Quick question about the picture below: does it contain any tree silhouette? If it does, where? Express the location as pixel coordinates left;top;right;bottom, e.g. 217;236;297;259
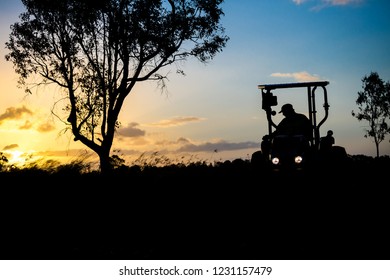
5;0;229;173
352;72;390;157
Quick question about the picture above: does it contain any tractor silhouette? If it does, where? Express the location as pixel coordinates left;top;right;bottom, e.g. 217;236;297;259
251;81;347;172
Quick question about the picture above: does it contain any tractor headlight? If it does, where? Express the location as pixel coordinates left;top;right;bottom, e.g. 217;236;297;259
271;157;280;165
295;156;303;164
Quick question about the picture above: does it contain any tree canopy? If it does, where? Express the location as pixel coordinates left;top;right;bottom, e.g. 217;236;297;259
352;71;390;157
5;0;229;173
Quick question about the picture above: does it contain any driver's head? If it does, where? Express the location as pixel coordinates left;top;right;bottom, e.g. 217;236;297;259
279;103;294;116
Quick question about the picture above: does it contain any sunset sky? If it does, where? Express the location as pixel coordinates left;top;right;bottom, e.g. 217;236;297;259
1;0;390;167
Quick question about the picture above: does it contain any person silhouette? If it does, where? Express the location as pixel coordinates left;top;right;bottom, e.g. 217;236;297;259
320;130;335;152
260;134;272;159
272;103;312;141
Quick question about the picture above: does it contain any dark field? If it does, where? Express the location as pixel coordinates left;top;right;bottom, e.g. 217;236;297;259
1;155;389;260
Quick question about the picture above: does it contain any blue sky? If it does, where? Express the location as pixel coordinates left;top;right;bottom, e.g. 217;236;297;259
0;0;389;166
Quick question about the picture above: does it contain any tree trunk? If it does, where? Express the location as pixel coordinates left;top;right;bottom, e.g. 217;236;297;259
99;149;112;175
375;142;380;158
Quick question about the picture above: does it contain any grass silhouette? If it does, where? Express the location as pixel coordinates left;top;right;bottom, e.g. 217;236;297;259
0;154;389;260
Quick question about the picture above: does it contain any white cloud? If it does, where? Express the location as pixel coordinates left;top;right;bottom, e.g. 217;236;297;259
292;0;309;5
176;139;259;153
2;144;19;150
292;0;364;9
0;106;33;125
146;116;206;127
270;71;321;82
117;122;146;137
324;0;363;6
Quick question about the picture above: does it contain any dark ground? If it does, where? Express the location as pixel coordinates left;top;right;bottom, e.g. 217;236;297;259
1;156;389;260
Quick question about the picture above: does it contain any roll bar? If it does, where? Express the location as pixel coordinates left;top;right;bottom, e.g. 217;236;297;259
258;81;330;150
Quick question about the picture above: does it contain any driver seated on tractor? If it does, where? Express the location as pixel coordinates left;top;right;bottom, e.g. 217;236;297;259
271;103;313;143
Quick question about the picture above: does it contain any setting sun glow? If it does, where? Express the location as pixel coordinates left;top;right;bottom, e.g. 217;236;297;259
6;150;25;165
